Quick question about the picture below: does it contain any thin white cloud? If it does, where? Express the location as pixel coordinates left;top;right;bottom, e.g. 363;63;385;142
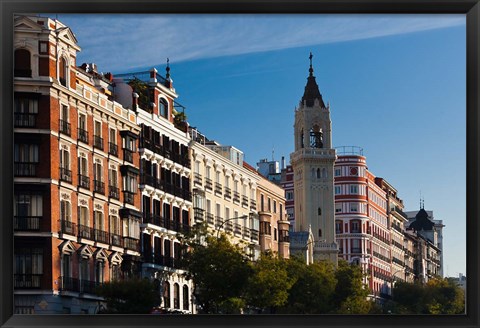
58;14;465;72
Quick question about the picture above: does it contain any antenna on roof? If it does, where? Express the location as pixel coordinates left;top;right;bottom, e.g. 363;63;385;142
272;146;275;161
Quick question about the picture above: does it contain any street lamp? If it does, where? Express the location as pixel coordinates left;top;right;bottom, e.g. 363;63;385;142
215;213;257;239
390;269;404;299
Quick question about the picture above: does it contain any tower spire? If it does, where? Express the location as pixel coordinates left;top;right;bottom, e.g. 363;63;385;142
165;58;171;80
309;52;314;77
302;52;325;108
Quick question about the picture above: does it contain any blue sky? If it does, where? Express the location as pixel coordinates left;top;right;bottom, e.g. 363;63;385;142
57;14;466;277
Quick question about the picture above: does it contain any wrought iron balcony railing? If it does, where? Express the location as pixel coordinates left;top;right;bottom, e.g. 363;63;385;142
14;113;36;127
59;167;72;183
14;216;41;231
78;174;90;189
59;119;71;136
14;162;37;176
78;128;88;144
109;142;118;157
94;135;104;150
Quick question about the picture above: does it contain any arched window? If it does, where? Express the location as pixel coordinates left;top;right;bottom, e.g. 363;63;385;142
300;129;304;148
59;56;67;87
318;229;322;237
163;281;171;308
14;49;31;77
183;285;189;310
159;98;168;118
316;168;321;178
173;283;180;309
322;168;327;178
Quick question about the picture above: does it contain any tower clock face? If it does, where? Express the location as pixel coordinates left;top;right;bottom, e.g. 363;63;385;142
350;167;358;176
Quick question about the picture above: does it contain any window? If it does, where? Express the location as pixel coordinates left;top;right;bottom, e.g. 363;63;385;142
78;205;89;226
351;220;361;233
318;229;322;237
260;194;264;211
78;114;88;143
59;56;68;86
14;97;38;127
350;185;358;194
335;220;343;233
163;282;171;308
109;128;118;156
94;210;104;231
109;167;119;199
286;191;293;200
110;215;121;236
159;98;168;118
78;155;89;189
14;49;31;77
350;203;358;212
309;126;323;148
94;121;103;150
273;200;277;213
80;258;89;281
122;132;137;163
280;204;283;217
274;228;277;241
111;264;121;281
334;186;341;195
95;261;104;284
335;168;341;177
183;285;189;311
14;193;43;231
173;283;180;309
268;198;271;212
59;104;70;135
14;144;39;176
60;200;71;222
14;248;43;288
59;147;71;181
335;204;342;213
94;160;104;194
62;254;71;278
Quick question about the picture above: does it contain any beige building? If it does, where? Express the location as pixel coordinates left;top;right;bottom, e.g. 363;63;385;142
290;54;338;264
244;162;290;259
189;129;261;259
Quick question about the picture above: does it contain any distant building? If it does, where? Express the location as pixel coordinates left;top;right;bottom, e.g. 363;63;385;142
189;128;261;259
256;157;286;184
449;273;467;291
405;208;444;277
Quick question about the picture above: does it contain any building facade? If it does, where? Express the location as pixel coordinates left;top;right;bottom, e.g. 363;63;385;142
405;208;444;277
290;55;338;264
113;67;196;313
244;162;290;258
189;129;261;259
14;15;142;314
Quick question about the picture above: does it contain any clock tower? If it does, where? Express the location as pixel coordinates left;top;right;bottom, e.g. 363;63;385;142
290;53;338;264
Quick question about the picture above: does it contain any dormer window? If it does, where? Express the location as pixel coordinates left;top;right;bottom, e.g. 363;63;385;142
59;56;67;87
159;98;168;119
14;49;32;77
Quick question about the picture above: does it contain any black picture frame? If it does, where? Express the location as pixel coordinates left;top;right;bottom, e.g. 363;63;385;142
1;1;478;327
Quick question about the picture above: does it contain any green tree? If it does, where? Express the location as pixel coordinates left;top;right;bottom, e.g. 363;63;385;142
392;278;465;314
245;251;295;313
282;258;337;314
95;278;160;314
128;77;150;110
182;234;252;313
333;260;371;314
